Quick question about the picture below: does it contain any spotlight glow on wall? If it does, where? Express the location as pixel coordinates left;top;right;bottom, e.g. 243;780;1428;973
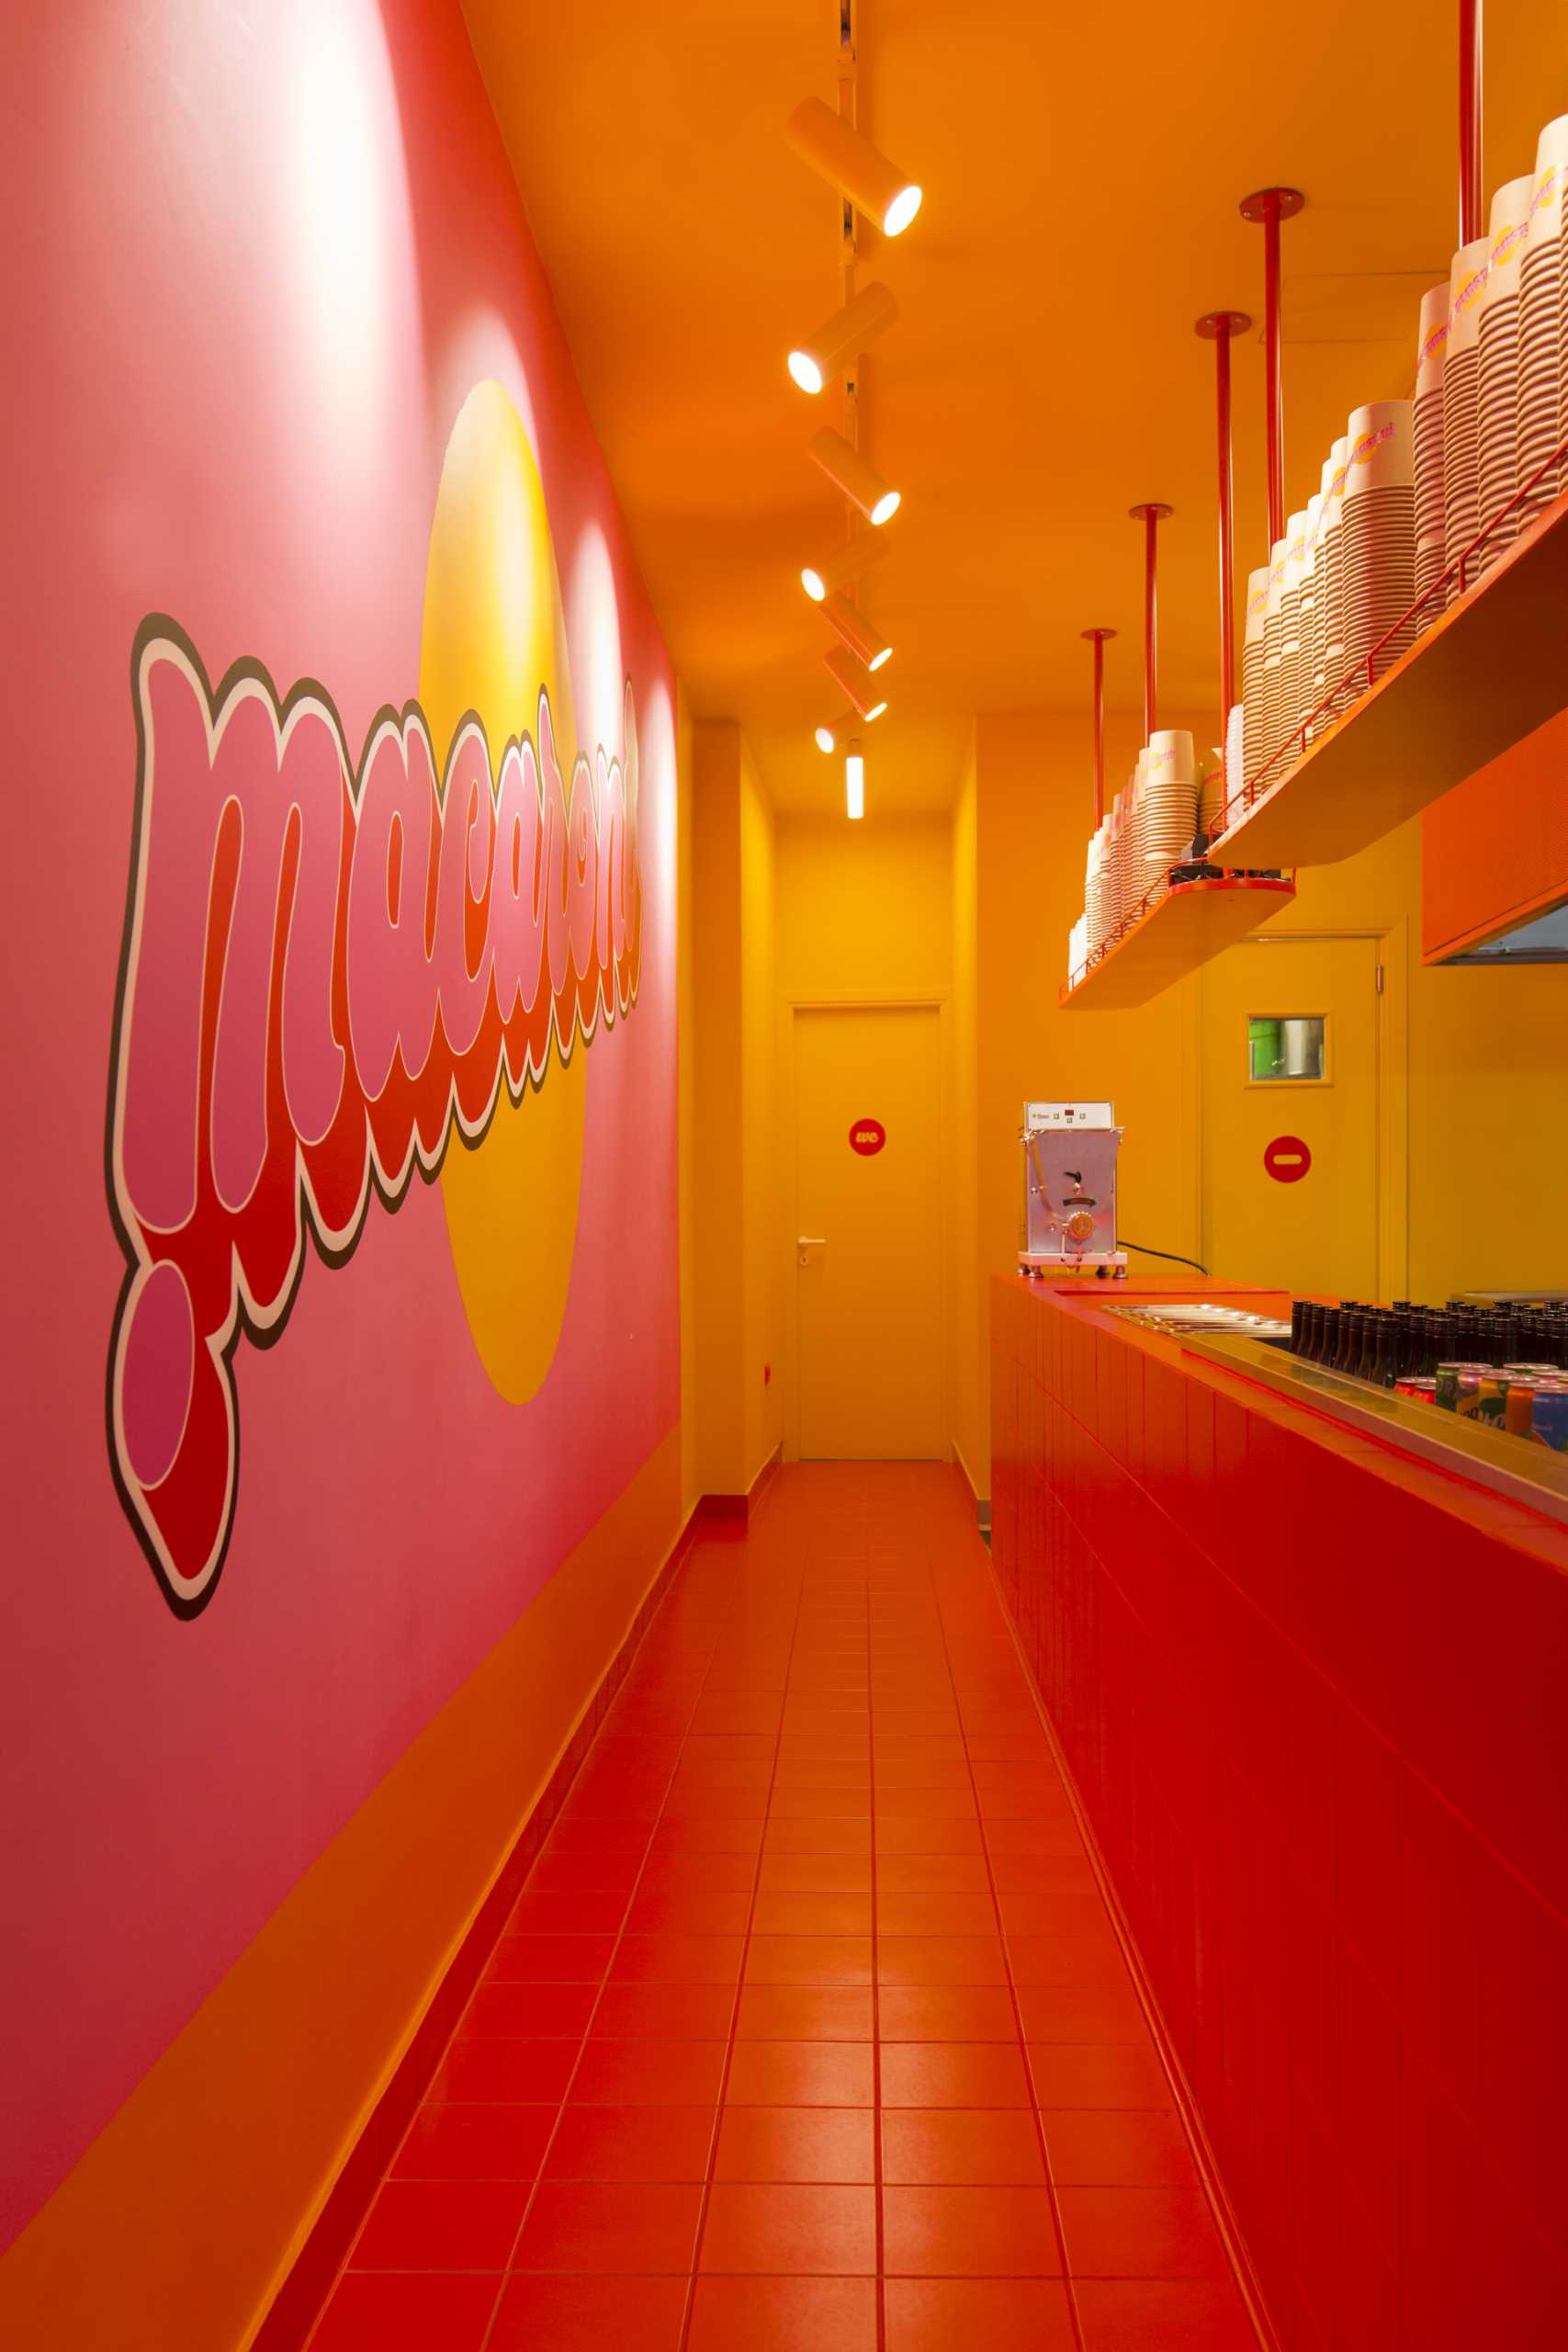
787;281;898;395
820;592;891;671
845;743;865;820
801;533;887;603
809;427;900;526
786;97;922;238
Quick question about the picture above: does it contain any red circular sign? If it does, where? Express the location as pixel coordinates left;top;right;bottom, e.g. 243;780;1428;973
1264;1134;1312;1183
849;1118;886;1158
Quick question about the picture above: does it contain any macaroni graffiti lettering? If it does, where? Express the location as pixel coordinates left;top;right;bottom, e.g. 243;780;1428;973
106;620;641;1616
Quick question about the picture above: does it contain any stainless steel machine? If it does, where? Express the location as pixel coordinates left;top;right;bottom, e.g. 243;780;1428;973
1018;1101;1128;1277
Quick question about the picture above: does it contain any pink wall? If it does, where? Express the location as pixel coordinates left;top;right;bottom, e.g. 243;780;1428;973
0;1;678;2247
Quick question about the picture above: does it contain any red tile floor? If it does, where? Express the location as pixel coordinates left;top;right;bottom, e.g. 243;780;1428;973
306;1464;1261;2350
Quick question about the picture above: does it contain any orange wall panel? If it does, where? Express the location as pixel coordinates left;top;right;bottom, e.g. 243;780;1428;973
1422;706;1568;959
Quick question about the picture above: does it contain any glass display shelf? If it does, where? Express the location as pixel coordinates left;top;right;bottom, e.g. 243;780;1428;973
1171;1328;1568;1528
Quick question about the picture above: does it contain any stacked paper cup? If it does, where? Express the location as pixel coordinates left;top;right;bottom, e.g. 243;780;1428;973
1067;914;1089;984
1217;708;1244;837
1315;438;1351;720
1342;399;1418;697
1296;492;1324;743
1517;116;1568;533
1144;731;1196;899
1240;566;1269;798
1106;786;1124;941
1084;825;1103;957
1123;760;1146;923
1213;738;1232;851
1305;458;1336;721
1278;511;1311;770
1475;175;1537;574
1443;236;1491;584
1413;283;1450;620
1259;536;1290;787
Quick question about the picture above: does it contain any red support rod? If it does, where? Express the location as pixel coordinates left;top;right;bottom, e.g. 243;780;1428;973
1128;504;1172;741
1081;627;1115;825
1217;332;1235;719
1241;189;1304;555
1196;311;1250;737
1262;209;1284;549
1144;514;1157;739
1460;0;1483;245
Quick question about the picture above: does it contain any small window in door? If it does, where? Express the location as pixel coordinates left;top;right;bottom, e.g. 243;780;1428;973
1247;1015;1327;1082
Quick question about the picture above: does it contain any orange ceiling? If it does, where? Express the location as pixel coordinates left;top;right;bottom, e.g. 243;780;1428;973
464;0;1565;813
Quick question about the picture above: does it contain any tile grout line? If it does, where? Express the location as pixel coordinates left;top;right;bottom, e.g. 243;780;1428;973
977;1538;1282;2352
674;1512;808;2351
468;1623;721;2349
927;1544;1090;2352
308;1604;719;2340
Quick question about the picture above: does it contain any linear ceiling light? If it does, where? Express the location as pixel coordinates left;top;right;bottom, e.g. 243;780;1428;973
786;97;922;238
787;281;898;394
824;642;889;718
801;533;887;603
845;743;865;820
821;592;891;671
809;427;900;526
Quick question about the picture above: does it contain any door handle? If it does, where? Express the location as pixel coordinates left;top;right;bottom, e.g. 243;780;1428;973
796;1235;826;1267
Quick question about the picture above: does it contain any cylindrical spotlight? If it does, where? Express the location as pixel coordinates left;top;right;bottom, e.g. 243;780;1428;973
824;642;888;718
787;281;898;395
845;743;865;821
786;97;922;238
814;706;859;753
821;593;891;671
809;427;900;526
801;534;887;603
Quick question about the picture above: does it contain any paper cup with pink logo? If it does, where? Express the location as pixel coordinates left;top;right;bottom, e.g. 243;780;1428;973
1476;175;1537;572
1518;116;1568;527
1343;400;1416;689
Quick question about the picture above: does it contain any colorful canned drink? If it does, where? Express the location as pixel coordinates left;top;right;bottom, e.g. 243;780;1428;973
1394;1377;1438;1404
1472;1374;1509;1425
1531;1384;1568;1453
1505;1378;1540;1437
1438;1363;1485;1411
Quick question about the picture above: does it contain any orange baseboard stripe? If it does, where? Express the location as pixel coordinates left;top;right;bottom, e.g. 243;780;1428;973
0;1434;683;2352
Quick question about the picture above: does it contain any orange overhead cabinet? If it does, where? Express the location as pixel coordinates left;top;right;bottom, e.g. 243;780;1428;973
1422;705;1568;962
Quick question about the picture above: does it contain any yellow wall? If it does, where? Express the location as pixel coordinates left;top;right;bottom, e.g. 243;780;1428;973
688;721;779;1498
677;684;699;1518
773;810;963;1461
950;735;983;1493
741;741;783;1485
1260;818;1568;1299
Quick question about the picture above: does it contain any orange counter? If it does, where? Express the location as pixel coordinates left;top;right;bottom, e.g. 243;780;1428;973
989;1274;1568;2351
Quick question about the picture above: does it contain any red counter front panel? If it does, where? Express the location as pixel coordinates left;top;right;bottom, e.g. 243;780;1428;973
989;1279;1568;2351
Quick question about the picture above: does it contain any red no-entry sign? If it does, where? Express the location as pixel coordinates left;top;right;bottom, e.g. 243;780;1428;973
1264;1134;1312;1183
849;1118;886;1157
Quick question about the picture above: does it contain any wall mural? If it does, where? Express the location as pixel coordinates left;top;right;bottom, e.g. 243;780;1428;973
105;384;642;1616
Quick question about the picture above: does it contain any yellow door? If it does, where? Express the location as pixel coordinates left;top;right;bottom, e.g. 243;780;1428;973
794;1005;945;1458
1201;936;1382;1296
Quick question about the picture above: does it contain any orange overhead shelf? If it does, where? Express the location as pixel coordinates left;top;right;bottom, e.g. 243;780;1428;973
1060;875;1296;1010
1212;490;1568;870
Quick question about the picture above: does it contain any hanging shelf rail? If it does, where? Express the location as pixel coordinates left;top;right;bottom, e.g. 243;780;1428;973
1060;873;1296;1011
1213;467;1568;870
